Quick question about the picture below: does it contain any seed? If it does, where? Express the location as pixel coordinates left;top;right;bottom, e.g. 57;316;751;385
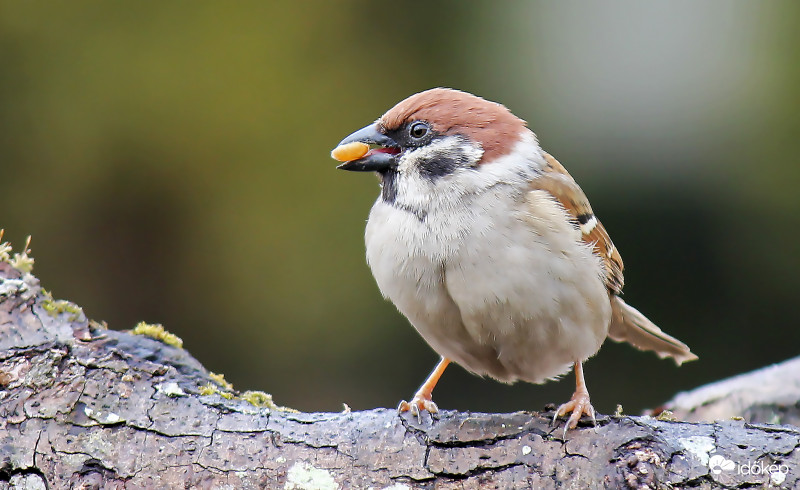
331;142;369;162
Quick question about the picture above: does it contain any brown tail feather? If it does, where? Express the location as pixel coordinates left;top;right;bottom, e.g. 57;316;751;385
608;296;698;366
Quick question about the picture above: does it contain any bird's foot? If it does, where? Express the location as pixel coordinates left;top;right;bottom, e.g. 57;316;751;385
553;389;596;436
398;393;439;422
397;357;450;422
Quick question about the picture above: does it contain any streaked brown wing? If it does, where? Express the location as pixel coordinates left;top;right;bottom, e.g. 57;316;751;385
531;152;625;294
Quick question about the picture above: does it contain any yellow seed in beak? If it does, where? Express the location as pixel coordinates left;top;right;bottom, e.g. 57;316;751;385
331;142;369;162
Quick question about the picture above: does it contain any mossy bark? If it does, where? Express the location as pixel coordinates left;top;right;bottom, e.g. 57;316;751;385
1;262;798;489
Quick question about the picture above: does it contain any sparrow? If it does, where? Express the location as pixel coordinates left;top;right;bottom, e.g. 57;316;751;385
330;88;697;431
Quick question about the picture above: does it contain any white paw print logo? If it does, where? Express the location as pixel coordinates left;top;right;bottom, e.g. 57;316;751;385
708;454;735;474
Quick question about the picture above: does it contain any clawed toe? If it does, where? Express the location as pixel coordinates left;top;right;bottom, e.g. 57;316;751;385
553;391;596;436
398;396;440;420
397;357;450;422
550;361;598;436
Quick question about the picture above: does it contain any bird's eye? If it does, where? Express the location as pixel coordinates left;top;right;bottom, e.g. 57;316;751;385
409;121;429;139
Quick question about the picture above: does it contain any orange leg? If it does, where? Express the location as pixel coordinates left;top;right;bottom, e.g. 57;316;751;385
553;361;597;435
398;357;451;418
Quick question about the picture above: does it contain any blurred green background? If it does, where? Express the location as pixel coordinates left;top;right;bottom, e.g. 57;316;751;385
1;1;798;415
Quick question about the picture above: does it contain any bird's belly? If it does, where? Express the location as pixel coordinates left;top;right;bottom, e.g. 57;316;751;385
446;201;611;383
365;202;504;372
365;197;611;384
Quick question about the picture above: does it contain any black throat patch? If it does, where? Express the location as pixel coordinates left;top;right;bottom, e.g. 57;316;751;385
379;169;427;221
380;169;398;204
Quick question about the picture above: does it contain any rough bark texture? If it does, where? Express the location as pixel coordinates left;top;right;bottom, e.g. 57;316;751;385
1;262;799;489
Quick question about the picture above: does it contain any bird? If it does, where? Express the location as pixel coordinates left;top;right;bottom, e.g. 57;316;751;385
330;88;697;431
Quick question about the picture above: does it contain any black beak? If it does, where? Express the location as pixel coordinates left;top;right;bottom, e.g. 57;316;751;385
335;123;400;172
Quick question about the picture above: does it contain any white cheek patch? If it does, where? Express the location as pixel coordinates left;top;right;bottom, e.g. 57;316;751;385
396;135;483;176
454;132;544;190
387;131;547;217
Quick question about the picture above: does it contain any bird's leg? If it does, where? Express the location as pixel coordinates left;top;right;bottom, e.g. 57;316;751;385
398;357;451;419
553;361;597;435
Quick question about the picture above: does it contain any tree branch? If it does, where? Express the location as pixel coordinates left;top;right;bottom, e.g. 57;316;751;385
1;262;798;489
664;356;800;427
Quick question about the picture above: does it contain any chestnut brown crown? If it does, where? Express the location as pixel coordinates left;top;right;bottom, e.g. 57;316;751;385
378;88;528;164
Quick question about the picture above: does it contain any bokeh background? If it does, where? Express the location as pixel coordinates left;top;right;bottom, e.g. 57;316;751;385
1;1;798;415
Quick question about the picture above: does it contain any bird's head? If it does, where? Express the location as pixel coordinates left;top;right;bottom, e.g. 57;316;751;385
333;87;530;172
331;88;542;210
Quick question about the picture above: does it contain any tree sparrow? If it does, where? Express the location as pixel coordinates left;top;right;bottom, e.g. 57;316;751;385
331;88;697;431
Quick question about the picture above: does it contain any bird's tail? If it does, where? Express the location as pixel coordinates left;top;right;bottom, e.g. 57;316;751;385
607;296;698;366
